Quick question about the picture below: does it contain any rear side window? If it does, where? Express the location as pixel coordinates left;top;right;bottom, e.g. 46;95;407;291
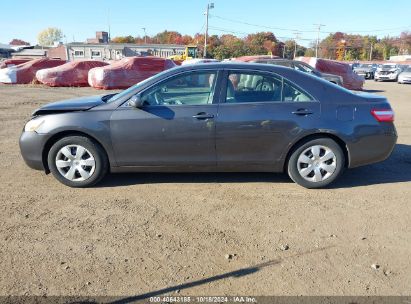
282;80;313;102
226;71;313;103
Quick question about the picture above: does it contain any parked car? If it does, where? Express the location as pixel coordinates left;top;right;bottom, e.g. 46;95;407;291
88;56;176;89
36;60;109;87
0;58;31;69
0;58;66;84
374;64;403;81
296;57;364;90
245;58;343;86
181;58;220;65
20;63;397;189
353;63;378;79
398;66;411;84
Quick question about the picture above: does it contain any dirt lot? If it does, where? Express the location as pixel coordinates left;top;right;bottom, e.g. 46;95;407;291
0;81;410;298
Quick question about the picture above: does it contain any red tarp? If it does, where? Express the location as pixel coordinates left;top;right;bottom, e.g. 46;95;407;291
0;59;31;69
88;56;176;89
234;55;280;62
36;60;109;87
0;58;66;84
297;57;364;90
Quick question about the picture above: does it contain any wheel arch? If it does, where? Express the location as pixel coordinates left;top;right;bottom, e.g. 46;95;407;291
42;130;110;174
283;132;350;172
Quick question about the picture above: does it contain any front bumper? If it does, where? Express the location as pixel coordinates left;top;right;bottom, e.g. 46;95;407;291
398;77;411;83
19;131;50;171
375;73;398;81
355;71;374;79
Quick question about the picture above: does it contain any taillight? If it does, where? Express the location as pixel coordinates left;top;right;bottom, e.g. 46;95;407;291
371;109;394;122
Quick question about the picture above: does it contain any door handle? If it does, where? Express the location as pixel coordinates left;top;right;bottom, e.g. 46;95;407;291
292;108;314;116
192;112;214;120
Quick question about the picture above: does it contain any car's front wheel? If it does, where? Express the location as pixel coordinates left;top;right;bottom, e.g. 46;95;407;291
47;136;108;187
287;138;345;189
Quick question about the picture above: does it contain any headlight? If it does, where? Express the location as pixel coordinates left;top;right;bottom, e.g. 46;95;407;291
24;118;45;132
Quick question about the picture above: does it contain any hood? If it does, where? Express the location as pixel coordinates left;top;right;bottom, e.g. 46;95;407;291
33;95;105;116
354;67;374;72
399;71;411;77
377;66;399;72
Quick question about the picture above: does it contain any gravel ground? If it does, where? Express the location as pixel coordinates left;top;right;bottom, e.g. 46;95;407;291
0;81;410;297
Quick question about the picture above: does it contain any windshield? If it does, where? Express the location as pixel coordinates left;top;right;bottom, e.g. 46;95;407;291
382;64;397;69
106;68;174;103
295;62;314;73
405;67;411;72
359;64;372;68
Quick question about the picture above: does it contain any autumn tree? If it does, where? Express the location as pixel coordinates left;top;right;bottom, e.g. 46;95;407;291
111;35;135;43
9;39;30;46
37;27;63;46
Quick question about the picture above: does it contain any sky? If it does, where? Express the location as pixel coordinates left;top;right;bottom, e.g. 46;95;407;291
1;0;410;47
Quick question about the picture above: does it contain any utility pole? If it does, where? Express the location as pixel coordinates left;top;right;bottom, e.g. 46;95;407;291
142;27;147;44
204;2;214;58
369;43;373;61
293;32;301;59
314;23;325;58
107;9;111;42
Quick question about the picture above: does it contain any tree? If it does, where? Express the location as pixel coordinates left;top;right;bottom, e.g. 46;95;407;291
9;39;30;46
111;35;134;43
37;27;63;46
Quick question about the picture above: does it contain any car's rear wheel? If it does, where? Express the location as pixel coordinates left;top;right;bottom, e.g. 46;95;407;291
47;136;108;187
287;138;345;189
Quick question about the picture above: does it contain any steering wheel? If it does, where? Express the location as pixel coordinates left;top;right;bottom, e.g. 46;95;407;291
154;91;165;105
255;80;273;91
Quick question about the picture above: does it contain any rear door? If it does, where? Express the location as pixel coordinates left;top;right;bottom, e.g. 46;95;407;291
215;69;321;171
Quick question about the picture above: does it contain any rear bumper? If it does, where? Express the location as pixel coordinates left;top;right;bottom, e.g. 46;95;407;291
347;125;397;168
19;131;49;171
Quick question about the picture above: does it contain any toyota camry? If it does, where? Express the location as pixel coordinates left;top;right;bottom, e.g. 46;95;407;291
20;62;397;188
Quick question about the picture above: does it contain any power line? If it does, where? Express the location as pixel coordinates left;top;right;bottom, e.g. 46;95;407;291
210;13;411;35
208;26;315;41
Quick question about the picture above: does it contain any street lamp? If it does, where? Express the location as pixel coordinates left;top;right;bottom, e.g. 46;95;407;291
142;27;147;44
204;2;214;58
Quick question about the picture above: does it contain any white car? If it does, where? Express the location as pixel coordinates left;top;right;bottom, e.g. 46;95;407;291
374;64;402;82
398;66;411;84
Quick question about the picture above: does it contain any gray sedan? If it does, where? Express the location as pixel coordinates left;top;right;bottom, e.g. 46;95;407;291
20;63;397;188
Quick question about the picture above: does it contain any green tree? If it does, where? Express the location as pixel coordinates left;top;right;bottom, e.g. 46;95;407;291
37;27;63;46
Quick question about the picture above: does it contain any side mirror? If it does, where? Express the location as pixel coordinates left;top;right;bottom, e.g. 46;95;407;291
128;95;144;108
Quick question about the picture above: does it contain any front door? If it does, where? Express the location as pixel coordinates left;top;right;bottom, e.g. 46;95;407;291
216;70;321;171
110;70;220;168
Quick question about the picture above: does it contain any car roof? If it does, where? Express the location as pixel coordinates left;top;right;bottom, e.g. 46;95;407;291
171;61;295;73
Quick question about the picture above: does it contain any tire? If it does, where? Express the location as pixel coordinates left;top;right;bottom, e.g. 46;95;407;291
47;136;108;187
287;138;345;189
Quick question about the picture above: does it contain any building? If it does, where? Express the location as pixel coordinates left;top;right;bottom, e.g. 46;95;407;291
0;43;14;58
389;55;411;62
86;31;109;44
65;43;187;61
11;48;47;59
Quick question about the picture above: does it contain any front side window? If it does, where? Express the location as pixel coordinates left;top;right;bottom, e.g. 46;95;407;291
226;72;282;103
141;71;217;106
226;71;313;103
